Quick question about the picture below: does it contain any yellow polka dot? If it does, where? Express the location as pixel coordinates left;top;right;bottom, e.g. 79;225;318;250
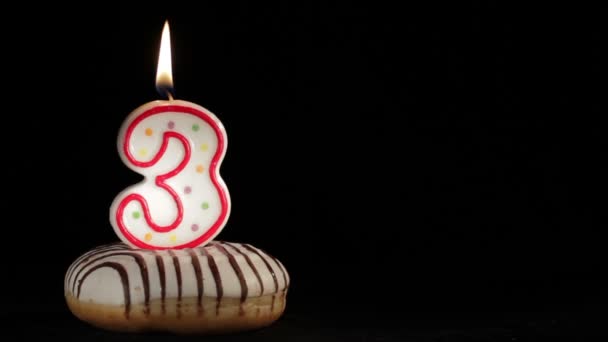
145;128;154;136
138;148;148;157
200;143;209;152
144;233;152;242
196;164;205;173
169;234;177;243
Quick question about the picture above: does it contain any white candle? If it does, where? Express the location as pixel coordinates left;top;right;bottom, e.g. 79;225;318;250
110;21;230;249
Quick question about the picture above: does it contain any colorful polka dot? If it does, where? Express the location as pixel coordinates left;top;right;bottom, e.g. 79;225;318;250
192;124;200;132
184;186;192;194
144;233;152;241
145;128;153;136
196;164;205;173
202;202;209;210
167;121;175;129
132;211;141;219
169;234;177;243
138;148;148;157
200;143;209;152
191;224;199;232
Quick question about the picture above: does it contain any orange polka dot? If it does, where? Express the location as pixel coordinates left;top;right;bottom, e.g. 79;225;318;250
145;128;154;136
144;233;152;241
196;164;205;173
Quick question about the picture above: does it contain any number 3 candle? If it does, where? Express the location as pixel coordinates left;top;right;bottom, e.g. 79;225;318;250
110;21;230;249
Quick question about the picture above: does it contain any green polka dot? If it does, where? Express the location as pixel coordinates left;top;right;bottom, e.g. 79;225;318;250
192;124;200;132
132;211;141;219
201;202;209;210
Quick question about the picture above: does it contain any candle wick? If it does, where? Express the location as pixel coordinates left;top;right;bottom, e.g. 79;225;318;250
156;85;175;100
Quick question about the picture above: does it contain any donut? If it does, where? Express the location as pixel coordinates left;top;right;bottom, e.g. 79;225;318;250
64;241;289;334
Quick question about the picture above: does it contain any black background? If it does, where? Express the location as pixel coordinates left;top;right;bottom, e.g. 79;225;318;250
2;3;603;340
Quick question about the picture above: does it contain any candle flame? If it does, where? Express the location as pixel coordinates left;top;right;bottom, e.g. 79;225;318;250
156;20;174;98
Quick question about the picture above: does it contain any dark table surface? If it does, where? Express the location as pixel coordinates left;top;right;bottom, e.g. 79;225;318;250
2;310;604;341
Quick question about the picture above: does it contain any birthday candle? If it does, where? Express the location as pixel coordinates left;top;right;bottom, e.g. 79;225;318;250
109;21;230;249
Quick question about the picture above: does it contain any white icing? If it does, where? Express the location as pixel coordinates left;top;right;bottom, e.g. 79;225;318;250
65;242;289;306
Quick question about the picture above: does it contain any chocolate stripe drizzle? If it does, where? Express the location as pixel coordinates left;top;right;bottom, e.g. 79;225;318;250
200;247;223;315
154;252;166;315
71;252;150;315
227;243;264;295
243;243;279;311
261;248;288;289
168;250;182;318
66;244;127;289
77;262;130;319
212;243;248;315
242;244;278;292
68;243;124;273
67;244;127;288
188;250;204;315
275;258;289;287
